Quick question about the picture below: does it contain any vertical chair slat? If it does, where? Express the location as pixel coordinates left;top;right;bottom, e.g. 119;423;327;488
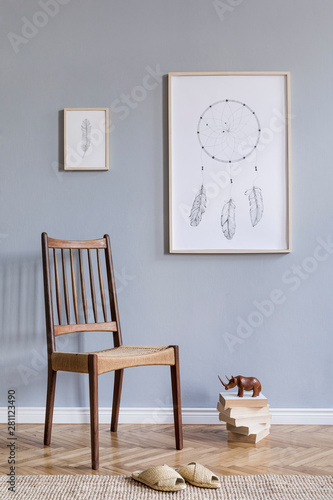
79;249;88;323
88;249;98;323
105;234;122;346
53;248;62;325
96;249;107;322
70;249;79;323
61;249;71;324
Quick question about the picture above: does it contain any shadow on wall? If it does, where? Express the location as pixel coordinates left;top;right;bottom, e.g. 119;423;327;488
0;256;46;392
0;255;87;405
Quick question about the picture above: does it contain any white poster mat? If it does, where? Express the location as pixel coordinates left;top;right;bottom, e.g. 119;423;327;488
64;108;108;170
169;73;291;253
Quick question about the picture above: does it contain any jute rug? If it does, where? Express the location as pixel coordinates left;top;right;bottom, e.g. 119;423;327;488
0;474;332;500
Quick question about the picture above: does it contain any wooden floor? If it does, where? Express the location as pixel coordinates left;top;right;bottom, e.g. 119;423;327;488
1;424;332;476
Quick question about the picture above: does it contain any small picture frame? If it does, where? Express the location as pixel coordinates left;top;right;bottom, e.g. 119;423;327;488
169;72;291;254
64;108;109;171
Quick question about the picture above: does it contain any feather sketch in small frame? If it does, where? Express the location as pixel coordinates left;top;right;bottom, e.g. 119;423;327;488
81;118;92;158
221;199;236;240
245;186;264;227
189;184;207;227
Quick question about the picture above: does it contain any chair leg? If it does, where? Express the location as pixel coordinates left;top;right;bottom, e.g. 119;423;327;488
170;345;183;450
88;354;99;470
44;367;57;446
111;369;123;432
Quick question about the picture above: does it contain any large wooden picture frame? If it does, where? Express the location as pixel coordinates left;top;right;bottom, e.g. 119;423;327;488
169;72;291;254
64;108;109;171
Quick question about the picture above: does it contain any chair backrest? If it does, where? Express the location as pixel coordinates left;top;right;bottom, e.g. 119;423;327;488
41;233;122;357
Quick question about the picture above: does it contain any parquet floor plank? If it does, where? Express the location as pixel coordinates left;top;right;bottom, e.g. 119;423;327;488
0;424;332;475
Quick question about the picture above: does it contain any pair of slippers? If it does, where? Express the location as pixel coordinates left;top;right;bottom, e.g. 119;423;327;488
132;462;221;492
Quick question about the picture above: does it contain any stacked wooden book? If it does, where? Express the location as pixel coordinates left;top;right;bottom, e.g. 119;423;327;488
217;392;271;443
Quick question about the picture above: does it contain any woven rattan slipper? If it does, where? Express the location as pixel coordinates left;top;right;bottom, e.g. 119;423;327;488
176;462;221;488
132;465;187;491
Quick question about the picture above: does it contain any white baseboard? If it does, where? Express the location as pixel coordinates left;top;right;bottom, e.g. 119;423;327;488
1;407;333;425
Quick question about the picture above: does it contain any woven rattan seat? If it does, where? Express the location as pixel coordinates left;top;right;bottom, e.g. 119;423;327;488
52;345;175;374
41;233;183;469
95;345;170;357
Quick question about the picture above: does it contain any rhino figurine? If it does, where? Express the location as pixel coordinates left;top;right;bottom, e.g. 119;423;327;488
218;375;261;397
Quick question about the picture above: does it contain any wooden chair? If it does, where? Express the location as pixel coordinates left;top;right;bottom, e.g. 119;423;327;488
41;233;183;469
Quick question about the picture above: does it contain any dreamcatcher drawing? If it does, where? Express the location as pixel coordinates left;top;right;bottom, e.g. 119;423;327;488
189;99;264;239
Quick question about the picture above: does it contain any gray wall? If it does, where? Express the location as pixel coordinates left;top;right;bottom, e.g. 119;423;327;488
1;0;333;409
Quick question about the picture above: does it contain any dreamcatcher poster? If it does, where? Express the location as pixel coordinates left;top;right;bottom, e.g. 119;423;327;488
169;72;291;253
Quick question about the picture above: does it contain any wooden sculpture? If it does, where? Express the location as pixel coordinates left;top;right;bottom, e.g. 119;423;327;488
218;375;261;398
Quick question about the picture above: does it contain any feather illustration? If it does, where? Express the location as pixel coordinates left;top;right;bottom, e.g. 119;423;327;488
189;185;207;227
245;186;264;227
81;119;91;157
221;199;236;240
